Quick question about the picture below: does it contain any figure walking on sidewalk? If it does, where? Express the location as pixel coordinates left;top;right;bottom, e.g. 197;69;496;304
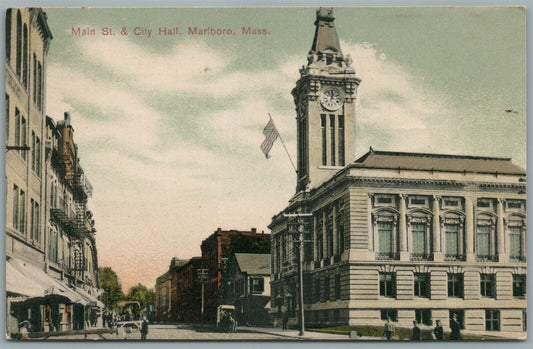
140;318;149;340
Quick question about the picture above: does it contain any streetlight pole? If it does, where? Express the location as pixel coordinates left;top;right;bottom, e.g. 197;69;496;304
284;213;312;337
197;268;208;325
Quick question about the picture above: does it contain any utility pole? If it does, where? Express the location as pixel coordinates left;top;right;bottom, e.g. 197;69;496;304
284;213;313;337
197;268;208;325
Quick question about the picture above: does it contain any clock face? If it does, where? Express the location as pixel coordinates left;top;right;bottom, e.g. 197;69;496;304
321;88;343;111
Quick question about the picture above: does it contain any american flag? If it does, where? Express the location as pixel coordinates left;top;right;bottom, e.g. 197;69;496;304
260;118;279;159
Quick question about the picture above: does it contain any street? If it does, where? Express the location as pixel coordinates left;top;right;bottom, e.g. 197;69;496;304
41;324;317;341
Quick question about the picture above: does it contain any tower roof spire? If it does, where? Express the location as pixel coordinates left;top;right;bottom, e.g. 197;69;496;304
310;7;343;56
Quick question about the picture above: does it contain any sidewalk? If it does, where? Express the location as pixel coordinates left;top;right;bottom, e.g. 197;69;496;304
238;326;383;340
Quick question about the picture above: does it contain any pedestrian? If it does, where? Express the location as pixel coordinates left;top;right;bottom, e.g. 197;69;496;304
140;317;149;340
412;320;421;340
433;320;444;340
282;311;288;330
384;317;395;340
19;320;30;340
449;314;461;340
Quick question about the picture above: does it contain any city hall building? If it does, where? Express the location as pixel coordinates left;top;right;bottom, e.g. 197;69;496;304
269;8;526;335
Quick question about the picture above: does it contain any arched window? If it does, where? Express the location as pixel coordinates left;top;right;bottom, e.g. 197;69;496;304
373;209;399;260
476;213;496;261
407;210;432;260
506;214;526;262
16;10;22;78
441;212;465;261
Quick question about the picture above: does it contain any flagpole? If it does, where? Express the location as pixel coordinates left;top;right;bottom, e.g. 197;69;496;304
268;113;297;174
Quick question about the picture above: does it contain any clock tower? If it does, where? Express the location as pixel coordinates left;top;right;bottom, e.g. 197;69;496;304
293;8;360;192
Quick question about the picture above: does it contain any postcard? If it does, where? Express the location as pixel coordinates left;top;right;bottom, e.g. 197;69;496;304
4;6;526;341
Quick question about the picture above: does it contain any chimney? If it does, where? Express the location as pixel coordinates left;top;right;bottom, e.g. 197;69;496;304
64;112;71;126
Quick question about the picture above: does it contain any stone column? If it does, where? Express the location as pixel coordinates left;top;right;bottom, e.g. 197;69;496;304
496;199;507;262
399;194;409;261
432;195;442;261
464;197;475;262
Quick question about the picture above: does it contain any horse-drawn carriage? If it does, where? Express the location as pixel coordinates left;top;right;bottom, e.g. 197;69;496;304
216;305;237;333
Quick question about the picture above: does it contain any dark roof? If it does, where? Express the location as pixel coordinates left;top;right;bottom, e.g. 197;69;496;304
234;253;270;275
310;8;343;55
349;149;526;175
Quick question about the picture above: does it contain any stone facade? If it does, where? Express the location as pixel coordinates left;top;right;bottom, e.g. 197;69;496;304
269;8;526;337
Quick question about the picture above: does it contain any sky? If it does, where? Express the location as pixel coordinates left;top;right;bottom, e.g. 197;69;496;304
38;7;525;292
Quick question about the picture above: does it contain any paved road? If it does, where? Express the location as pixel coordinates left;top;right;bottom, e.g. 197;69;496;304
44;324;298;341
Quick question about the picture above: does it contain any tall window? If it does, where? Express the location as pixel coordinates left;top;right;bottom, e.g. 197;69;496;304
486;310;500;331
16;11;22;78
21;116;27;160
411;223;426;256
324;276;330;301
335;274;341;300
13;185;19;231
447;273;463;298
37;62;42;109
5;94;9;143
316;214;323;261
15;108;20;149
445;224;459;258
513;274;526;298
330;115;335;166
315;278;321;302
23;24;28;87
480;274;495;298
415;309;431;326
33;54;37;104
19;189;26;235
379;272;396;298
338;115;344;166
6;9;12;62
509;226;523;260
477;225;492;257
378;222;393;255
414;273;430;298
321;114;326;166
30;198;35;240
49;230;58;263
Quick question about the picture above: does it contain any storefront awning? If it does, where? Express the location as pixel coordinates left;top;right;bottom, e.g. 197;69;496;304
7;257;88;305
74;286;105;309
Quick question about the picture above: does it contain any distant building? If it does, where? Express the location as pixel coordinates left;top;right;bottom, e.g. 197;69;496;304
220;253;271;326
200;228;270;322
175;257;204;322
154;257;187;322
6;8;103;338
269;8;526;336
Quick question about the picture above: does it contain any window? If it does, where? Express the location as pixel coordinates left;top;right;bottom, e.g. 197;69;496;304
486;310;500;331
378;222;393;255
411;223;426;256
324;276;330;301
380;309;397;322
49;230;58;263
447;273;463;298
338;115;344;166
409;196;428;207
37;62;42;109
335;274;341;300
377;197;392;204
250;277;264;294
5;94;9;143
315;278;321;302
19;189;26;235
23;24;28;87
507;200;523;210
13;185;19;231
336;206;345;252
6;9;11;62
509;225;523;260
477;225;492;257
513;274;526;298
321;114;326;166
480;274;495;298
380;272;396;298
415;309;432;326
445;224;460;259
414;273;430;298
477;199;492;208
16;11;22;78
21;116;27;160
15;108;20;149
330;115;335;166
